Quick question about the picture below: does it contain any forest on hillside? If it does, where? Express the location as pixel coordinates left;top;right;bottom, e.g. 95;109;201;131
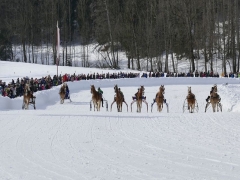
0;0;240;73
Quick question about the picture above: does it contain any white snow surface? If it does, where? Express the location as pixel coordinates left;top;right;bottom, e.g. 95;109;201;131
0;61;240;180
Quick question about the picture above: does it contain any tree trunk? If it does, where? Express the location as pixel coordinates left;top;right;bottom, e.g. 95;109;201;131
171;52;175;73
22;40;27;63
127;56;130;69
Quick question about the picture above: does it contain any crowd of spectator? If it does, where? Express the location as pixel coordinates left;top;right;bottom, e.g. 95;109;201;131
0;72;140;99
1;70;240;99
142;70;240;78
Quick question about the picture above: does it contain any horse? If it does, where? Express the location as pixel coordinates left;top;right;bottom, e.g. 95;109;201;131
205;85;221;112
59;83;66;104
90;85;102;111
136;85;145;113
155;85;165;112
110;85;128;112
186;86;196;113
22;84;32;109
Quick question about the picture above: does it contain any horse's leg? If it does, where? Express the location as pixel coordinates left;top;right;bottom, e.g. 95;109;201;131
98;101;101;111
212;103;216;112
117;102;119;112
116;103;119;112
136;101;138;112
119;103;121;112
26;99;29;109
95;101;98;111
24;100;27;109
24;99;28;109
96;102;99;111
159;100;163;112
139;103;141;112
137;101;139;112
139;101;142;113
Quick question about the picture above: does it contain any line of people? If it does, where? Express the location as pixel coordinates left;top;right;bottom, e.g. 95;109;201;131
0;71;140;99
0;70;231;100
144;71;240;78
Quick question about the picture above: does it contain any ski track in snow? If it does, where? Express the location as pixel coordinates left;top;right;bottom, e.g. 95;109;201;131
0;77;240;179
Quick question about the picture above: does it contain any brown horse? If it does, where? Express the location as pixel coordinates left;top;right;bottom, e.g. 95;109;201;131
186;87;196;113
111;85;128;112
59;83;66;104
22;84;32;109
90;85;102;111
205;85;221;112
155;85;165;112
136;85;145;113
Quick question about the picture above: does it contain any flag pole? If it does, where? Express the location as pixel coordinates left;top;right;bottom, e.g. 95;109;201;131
56;21;60;77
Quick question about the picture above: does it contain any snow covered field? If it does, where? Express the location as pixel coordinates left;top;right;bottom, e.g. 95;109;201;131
0;61;240;180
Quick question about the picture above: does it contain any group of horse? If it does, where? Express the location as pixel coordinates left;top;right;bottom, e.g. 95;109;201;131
90;84;167;113
22;83;70;110
184;85;222;113
90;84;222;113
22;83;222;113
